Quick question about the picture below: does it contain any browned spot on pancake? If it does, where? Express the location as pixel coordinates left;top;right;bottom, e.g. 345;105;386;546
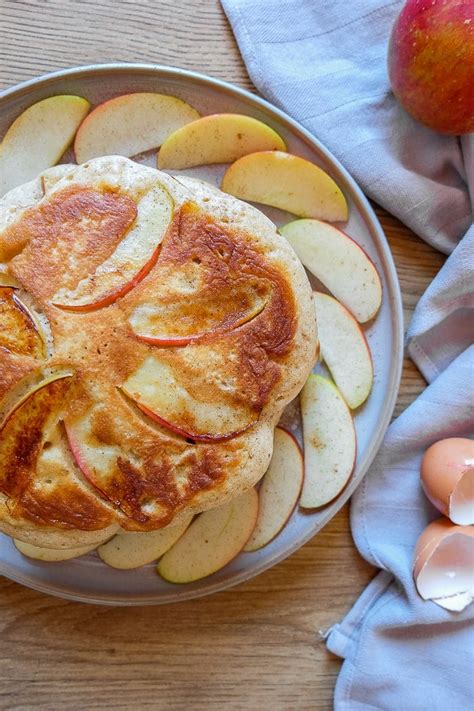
0;377;71;498
5;185;137;299
0;352;38;402
16;484;114;530
0;287;44;358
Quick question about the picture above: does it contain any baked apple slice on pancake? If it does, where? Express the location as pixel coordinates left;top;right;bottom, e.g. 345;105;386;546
0;371;116;538
52;181;174;311
63;391;244;530
0;286;47;359
129;278;268;346
121;352;260;442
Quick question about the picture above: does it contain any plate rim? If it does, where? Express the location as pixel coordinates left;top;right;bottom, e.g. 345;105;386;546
0;63;404;605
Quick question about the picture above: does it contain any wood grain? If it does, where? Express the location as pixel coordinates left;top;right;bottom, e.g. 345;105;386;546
0;1;446;709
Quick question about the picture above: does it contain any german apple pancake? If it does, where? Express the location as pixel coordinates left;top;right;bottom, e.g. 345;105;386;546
0;156;317;549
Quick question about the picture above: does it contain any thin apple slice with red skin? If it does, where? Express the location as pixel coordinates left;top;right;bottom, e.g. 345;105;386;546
74;92;200;163
121;354;259;443
244;427;303;551
0;95;90;197
313;292;373;409
14;539;104;562
52;182;174;311
158;113;286;169
129;288;268;347
300;374;356;508
157;488;259;583
0;286;46;359
221;151;348;222
280;220;382;323
98;514;194;569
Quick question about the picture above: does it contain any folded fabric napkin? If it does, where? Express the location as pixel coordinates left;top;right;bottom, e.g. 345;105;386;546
221;0;474;708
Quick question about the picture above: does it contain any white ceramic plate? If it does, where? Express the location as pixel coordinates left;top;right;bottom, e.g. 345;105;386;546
0;64;403;604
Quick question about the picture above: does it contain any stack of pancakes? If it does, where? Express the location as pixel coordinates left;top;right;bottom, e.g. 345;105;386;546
0;156;316;549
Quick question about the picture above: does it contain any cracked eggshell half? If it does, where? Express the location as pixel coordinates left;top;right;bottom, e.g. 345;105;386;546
413;517;474;612
421;438;474;525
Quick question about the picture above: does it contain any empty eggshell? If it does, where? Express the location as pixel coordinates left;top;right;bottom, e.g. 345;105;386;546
413;518;474;612
420;438;474;525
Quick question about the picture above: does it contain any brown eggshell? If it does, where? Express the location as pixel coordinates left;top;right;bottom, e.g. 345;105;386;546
413;517;474;611
420;438;474;525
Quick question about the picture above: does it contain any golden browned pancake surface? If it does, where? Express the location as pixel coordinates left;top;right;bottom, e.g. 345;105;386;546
0;157;316;547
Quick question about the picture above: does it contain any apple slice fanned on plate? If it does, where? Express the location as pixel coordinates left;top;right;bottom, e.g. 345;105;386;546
245;427;304;551
158;113;286;169
300;374;356;508
0;95;90;197
98;514;193;569
221;151;348;222
52;181;174;311
14;539;103;562
74;92;200;163
314;292;373;409
280;219;382;323
157;488;259;583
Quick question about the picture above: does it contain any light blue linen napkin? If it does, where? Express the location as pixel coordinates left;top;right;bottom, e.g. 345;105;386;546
221;1;474;708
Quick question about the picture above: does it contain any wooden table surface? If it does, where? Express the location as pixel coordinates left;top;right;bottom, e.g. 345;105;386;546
0;2;445;709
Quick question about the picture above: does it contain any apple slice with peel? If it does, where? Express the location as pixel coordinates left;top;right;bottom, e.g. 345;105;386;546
129;288;267;346
244;427;303;551
121;354;258;442
52;181;173;311
158;113;286;169
74;92;200;163
280;220;382;323
0;95;90;196
157;488;258;583
0;372;73;430
300;374;356;508
98;514;193;569
221;151;348;222
14;539;102;562
0;287;47;359
314;292;373;409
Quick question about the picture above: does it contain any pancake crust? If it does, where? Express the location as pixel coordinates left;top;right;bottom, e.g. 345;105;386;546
0;157;316;548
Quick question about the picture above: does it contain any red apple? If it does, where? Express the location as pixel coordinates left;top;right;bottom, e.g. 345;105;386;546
388;0;474;134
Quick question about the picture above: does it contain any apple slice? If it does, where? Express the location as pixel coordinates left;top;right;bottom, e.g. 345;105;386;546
0;287;46;359
300;374;356;508
14;539;101;562
98;514;193;569
0;95;90;196
221;151;348;221
244;427;303;551
129;287;267;346
158;113;286;169
0;264;19;287
74;92;199;163
314;292;373;408
157;488;258;583
121;354;258;443
280;220;382;323
52;181;174;311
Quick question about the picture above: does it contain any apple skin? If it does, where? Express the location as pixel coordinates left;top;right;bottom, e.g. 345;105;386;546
127;398;255;444
388;0;474;134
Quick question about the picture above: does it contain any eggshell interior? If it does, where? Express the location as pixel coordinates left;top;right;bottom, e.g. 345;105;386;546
416;531;474;609
450;468;474;525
